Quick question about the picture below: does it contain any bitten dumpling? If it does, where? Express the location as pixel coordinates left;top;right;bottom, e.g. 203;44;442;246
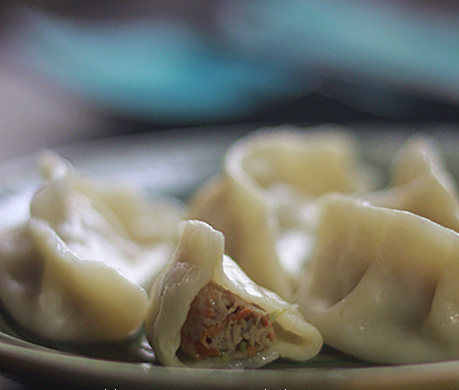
0;152;183;343
190;126;375;300
145;220;322;368
296;193;459;364
367;135;459;232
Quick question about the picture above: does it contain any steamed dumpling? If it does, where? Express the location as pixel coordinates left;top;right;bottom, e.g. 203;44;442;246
190;126;375;300
296;193;459;364
0;223;148;343
0;152;184;343
145;220;322;368
31;151;183;290
367;135;459;232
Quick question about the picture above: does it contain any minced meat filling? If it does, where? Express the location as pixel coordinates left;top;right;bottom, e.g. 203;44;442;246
178;281;276;361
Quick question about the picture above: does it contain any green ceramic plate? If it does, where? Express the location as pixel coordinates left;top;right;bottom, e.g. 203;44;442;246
1;124;459;390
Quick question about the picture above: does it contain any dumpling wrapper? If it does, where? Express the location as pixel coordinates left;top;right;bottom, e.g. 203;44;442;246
31;151;183;290
296;193;459;364
145;220;322;368
0;222;148;343
190;126;375;300
366;135;459;232
0;152;183;343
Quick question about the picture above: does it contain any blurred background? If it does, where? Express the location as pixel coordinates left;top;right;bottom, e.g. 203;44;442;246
0;0;459;162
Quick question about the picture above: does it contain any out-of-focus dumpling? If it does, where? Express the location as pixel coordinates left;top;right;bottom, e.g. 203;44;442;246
145;220;322;368
0;223;148;343
31;151;183;290
0;152;184;343
366;135;459;232
190;126;375;300
296;193;459;364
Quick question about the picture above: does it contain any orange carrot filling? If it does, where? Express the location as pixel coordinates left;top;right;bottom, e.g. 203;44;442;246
178;282;276;361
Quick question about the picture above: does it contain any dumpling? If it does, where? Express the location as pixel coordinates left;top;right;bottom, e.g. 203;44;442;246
296;193;459;364
190;126;375;300
0;152;184;343
30;151;183;290
366;135;459;232
0;223;148;343
145;220;322;368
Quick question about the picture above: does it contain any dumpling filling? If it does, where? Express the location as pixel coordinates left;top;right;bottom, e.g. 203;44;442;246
179;282;276;361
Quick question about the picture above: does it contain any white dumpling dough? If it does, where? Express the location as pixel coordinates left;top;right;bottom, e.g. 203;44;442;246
31;151;183;290
190;126;374;300
296;193;459;364
145;220;322;368
0;152;183;343
0;223;148;343
367;135;459;232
